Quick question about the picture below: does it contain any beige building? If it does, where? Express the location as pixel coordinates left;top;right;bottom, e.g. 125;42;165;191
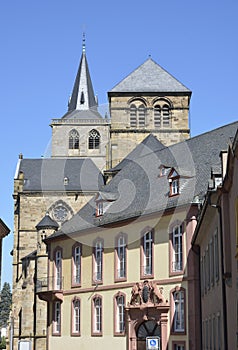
11;37;238;350
193;128;238;349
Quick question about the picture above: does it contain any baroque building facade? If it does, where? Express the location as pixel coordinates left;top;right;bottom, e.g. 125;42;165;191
10;40;238;350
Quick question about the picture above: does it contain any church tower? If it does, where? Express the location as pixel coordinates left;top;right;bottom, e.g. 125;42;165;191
108;58;192;167
51;35;110;171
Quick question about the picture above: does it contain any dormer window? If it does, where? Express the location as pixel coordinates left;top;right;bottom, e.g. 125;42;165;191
97;201;104;217
95;191;118;217
168;169;180;196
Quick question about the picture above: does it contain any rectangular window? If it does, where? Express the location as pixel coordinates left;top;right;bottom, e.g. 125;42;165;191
93;240;103;283
171;179;179;195
143;231;153;276
97;201;104;216
53;301;61;335
72;245;81;285
173;290;185;332
173;344;185;350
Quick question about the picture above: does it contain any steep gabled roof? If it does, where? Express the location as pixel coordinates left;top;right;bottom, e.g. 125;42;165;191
109;58;191;93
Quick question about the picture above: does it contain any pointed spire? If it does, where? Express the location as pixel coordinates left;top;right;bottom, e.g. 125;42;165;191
68;33;98;112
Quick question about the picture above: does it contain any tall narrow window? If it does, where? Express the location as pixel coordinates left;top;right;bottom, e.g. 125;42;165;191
141;231;153;277
88;129;100;149
162;104;170;126
53;301;61;335
93;240;103;283
173;289;185;333
154;105;161;127
114;293;125;335
172;225;183;272
115;235;126;280
138;104;146;127
72;298;80;335
72;244;81;286
54;249;62;290
69;129;79;149
130;104;137;127
92;296;102;335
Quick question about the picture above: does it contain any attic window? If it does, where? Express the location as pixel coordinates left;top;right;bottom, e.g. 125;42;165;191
64;177;69;186
168;169;180;196
159;165;166;177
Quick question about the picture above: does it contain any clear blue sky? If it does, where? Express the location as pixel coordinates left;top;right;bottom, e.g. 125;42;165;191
0;0;238;286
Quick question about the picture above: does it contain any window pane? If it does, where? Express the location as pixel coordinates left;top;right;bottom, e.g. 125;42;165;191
143;232;152;275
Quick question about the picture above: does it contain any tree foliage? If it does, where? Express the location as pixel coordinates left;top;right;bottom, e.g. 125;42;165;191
0;282;12;328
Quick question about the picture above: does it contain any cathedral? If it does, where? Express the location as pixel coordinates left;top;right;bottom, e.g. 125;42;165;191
11;39;238;350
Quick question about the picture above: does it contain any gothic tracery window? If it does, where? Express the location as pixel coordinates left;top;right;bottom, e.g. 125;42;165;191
69;129;79;149
88;129;100;149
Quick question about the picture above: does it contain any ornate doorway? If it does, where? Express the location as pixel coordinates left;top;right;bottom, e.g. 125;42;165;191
137;320;161;350
126;281;170;350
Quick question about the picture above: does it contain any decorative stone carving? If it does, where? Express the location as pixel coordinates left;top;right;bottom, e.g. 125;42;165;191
130;280;167;306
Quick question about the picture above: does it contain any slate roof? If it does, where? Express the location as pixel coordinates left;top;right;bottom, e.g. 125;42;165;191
112;134;166;171
47;121;238;240
17;158;104;192
109;58;191;93
36;213;59;230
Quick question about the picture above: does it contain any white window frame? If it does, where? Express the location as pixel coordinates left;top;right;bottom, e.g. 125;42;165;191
116;295;125;333
94;241;103;282
72;299;80;334
73;245;81;285
93;297;102;333
117;236;126;279
172;225;183;272
55;250;62;290
143;231;153;276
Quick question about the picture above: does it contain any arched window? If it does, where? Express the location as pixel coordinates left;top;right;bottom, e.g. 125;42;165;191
54;248;62;290
138;104;146;127
154;105;161;127
69;129;79;149
153;100;171;128
92;295;102;335
162;104;170;126
114;293;125;335
141;230;154;278
129;102;146;127
115;234;127;280
130;104;137;127
88;129;100;149
72;298;80;335
72;244;81;286
171;224;183;272
93;239;103;283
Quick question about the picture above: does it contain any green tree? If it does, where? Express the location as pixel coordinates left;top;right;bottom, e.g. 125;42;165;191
0;282;12;328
